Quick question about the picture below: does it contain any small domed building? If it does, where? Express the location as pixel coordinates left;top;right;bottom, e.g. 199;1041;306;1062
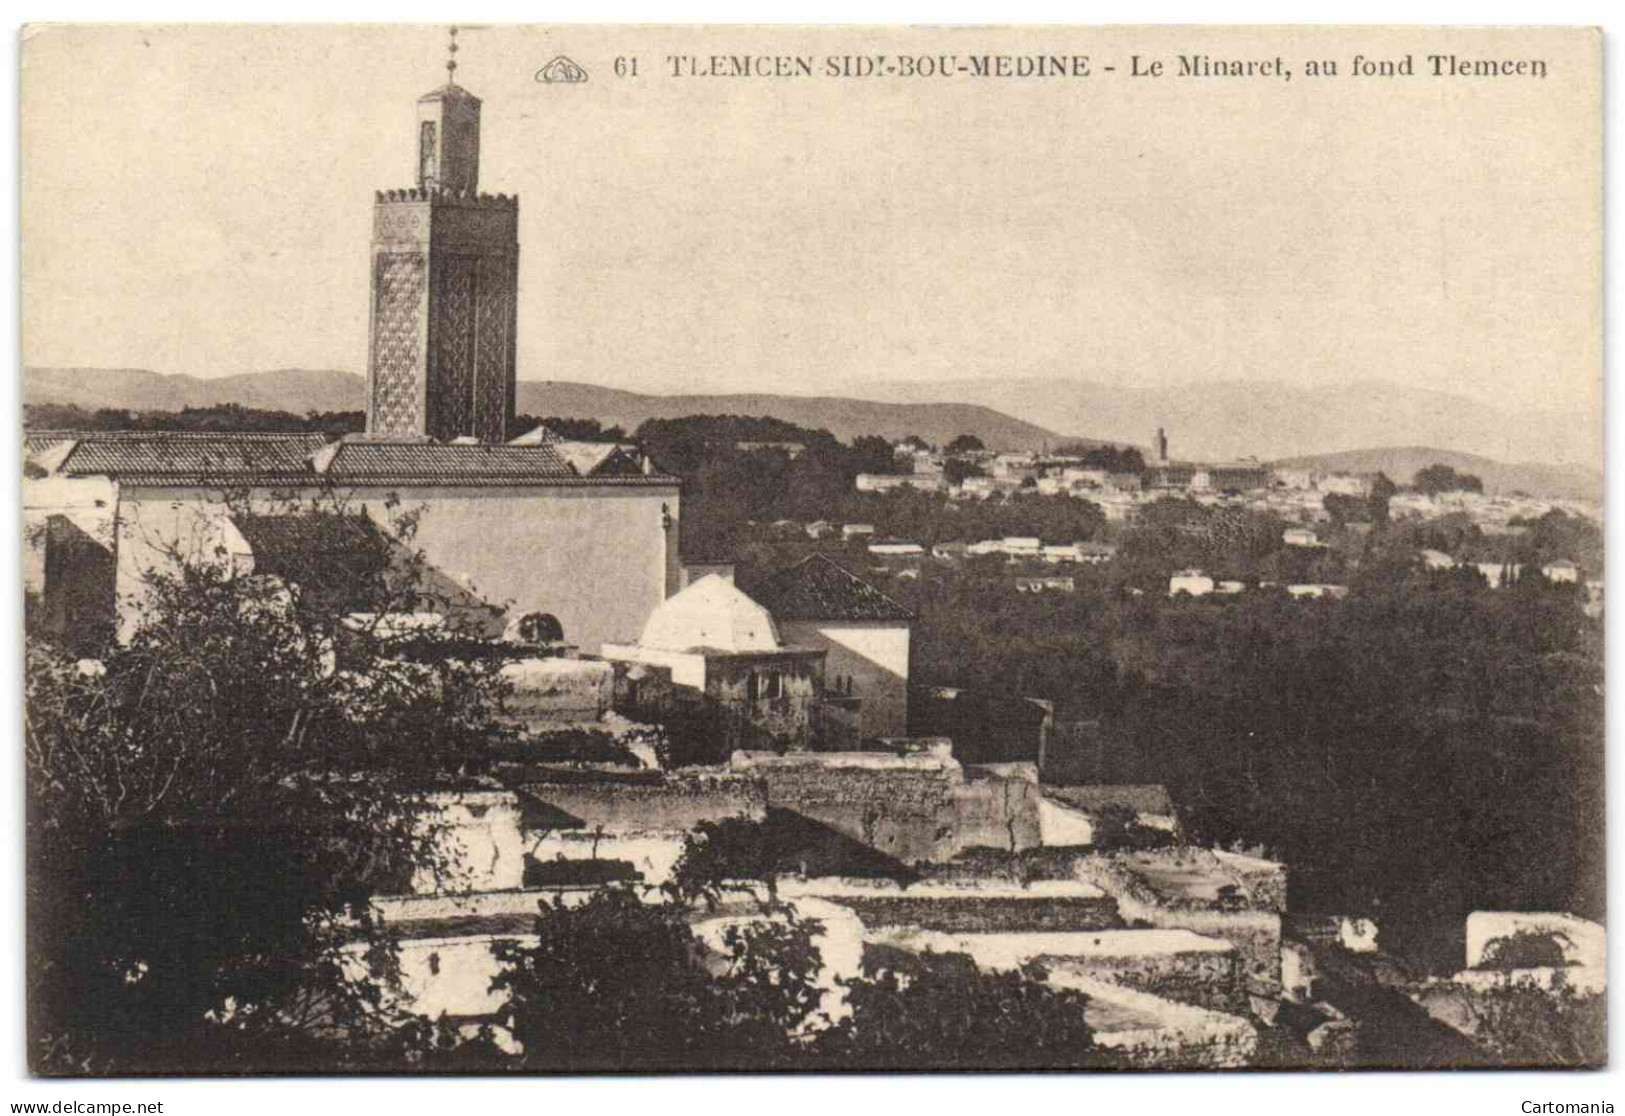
602;575;828;754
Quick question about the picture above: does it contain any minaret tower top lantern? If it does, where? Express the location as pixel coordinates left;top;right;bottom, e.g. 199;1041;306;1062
365;27;519;444
416;27;481;194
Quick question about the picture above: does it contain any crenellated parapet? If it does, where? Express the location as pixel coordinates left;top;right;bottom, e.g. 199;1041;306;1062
375;187;518;208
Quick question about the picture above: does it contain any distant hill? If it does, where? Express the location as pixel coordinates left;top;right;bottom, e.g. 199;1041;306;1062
23;368;1074;452
25;367;365;416
512;382;1073;451
1271;447;1603;504
843;376;1602;474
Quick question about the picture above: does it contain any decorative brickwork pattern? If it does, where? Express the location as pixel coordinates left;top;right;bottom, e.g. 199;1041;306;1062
370;252;427;434
473;255;513;439
432;254;476;439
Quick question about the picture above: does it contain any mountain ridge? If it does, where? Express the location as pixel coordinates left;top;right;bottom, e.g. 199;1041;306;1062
23;367;1074;454
23;366;1600;501
838;375;1602;474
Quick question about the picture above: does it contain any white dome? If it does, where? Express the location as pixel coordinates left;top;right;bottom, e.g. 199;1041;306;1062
638;575;781;653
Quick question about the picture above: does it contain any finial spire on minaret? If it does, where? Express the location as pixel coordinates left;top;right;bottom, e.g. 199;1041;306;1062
446;26;459;83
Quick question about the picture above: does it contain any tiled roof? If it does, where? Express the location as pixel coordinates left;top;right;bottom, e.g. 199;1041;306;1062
54;432;330;481
754;554;914;624
316;439;576;482
27;431;678;487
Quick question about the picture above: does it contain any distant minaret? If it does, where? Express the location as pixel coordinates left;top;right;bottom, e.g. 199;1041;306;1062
365;28;519;443
1156;427;1169;464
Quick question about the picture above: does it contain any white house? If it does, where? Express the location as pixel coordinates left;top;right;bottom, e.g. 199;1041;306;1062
1287;584;1349;600
1169;570;1215;597
1542;560;1580;584
869;539;926;557
1476;562;1524;589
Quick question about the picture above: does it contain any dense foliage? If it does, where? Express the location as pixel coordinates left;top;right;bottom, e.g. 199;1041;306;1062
489;829;1106;1071
25;499;512;1073
1412;463;1485;495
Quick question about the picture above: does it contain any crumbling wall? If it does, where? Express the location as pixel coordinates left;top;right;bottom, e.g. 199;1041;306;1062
411;792;529;895
951;773;1042;855
731;750;1039;865
1045;943;1245;1015
1073;850;1286;995
837;894;1123;935
519;770;766;834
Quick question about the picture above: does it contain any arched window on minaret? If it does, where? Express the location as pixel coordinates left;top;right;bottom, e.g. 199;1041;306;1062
418;121;437;189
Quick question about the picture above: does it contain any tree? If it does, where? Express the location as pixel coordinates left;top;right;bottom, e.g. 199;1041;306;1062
944;457;986;487
512;415;627;443
25;496;512;1073
946;433;986;454
489;886;825;1071
850;434;900;475
1413;463;1484;495
821;946;1103;1069
1469;982;1605;1067
1368;472;1398;528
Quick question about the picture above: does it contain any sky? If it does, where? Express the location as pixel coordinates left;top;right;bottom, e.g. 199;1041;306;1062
20;24;1602;420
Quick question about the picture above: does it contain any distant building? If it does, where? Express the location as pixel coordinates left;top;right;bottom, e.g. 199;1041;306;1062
1202;463;1272;493
1542;560;1580;584
736;441;805;459
1282;527;1323;548
805;519;836;539
1093;493;1141;523
1169;570;1215;597
1475;562;1524;589
932;541;969;560
955;476;1000;499
1145;465;1196;491
1320;473;1375;498
1287;584;1349;600
868;539;925;557
842;523;876;541
855;473;946;494
1016;575;1075;593
1272;468;1318;490
1419;548;1457;570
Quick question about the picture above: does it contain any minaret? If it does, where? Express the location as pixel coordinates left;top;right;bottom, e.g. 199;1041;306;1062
1156;427;1169;465
366;28;519;443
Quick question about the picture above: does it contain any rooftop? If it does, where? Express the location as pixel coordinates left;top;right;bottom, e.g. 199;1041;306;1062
753;554;915;624
24;431;678;488
638;575;782;653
